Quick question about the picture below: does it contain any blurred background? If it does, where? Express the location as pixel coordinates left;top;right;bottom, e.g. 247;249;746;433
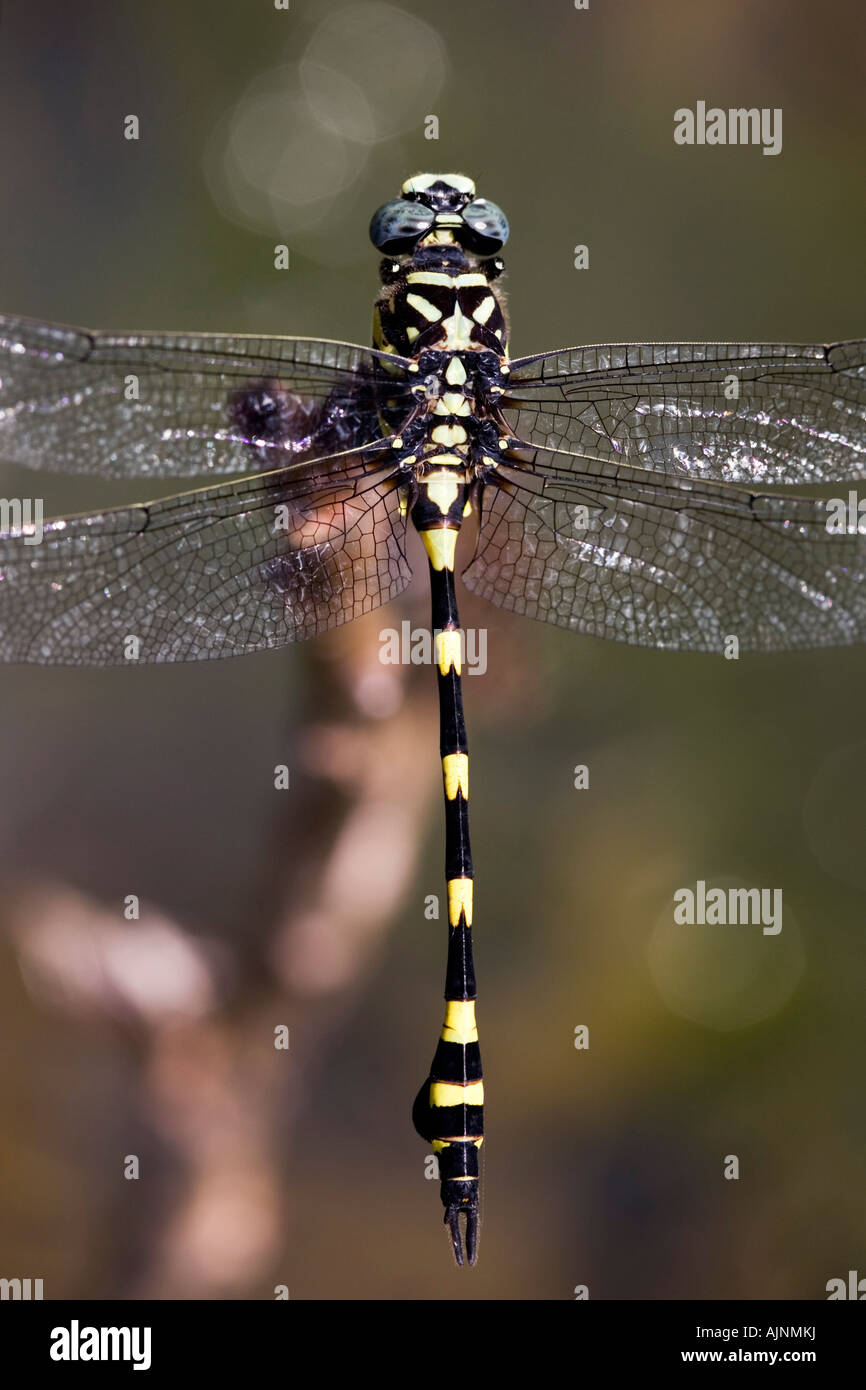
0;0;864;1300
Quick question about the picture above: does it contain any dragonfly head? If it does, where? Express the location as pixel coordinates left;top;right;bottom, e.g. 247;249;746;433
369;173;509;259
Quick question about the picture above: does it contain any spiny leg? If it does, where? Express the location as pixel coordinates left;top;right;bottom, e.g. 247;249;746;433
411;517;483;1266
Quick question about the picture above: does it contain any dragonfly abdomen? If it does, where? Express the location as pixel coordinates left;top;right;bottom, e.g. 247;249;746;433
410;472;483;1265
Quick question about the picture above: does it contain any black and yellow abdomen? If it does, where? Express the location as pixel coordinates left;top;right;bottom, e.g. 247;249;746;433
410;469;484;1265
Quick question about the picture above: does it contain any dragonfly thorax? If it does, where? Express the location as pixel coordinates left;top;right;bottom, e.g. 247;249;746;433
373;243;509;359
409;348;508;410
395;358;509;476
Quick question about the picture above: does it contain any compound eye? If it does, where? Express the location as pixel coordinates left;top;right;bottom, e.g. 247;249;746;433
458;198;509;254
369;198;435;253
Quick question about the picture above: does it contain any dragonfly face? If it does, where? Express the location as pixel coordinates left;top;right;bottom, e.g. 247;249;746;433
369;172;509;258
0;173;863;1267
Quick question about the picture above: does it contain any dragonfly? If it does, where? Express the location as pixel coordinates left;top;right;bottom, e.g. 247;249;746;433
0;172;864;1266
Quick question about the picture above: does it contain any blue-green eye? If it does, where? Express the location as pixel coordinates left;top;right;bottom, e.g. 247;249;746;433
459;198;509;254
369;199;435;253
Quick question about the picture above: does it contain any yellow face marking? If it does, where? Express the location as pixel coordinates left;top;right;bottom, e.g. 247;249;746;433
402;172;476;197
445;356;467;386
420;527;458;572
406;292;442;322
442;751;469;797
425;469;461;515
430;1080;485;1107
473;295;497;325
418;229;456;247
431;423;467;447
441;998;477;1044
448;876;474;927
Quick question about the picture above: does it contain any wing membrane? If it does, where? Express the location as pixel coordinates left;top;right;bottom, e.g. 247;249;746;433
0;445;411;664
503;340;866;486
0;313;413;478
463;454;866;652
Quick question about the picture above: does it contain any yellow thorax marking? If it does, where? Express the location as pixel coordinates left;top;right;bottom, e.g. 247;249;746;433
441;998;478;1044
406;292;442;322
448;876;474;927
436;392;471;416
440;308;477;348
442;751;469;797
445;356;467;385
473;295;497;324
407;271;456;287
406;270;486;289
432;423;467;447
372;306;395;352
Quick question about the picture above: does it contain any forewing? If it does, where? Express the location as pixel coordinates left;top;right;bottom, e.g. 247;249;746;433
503;340;866;486
0;314;413;478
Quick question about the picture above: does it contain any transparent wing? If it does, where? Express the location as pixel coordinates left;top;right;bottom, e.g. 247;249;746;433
0;313;414;478
0;445;411;664
503;340;866;486
462;454;866;652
